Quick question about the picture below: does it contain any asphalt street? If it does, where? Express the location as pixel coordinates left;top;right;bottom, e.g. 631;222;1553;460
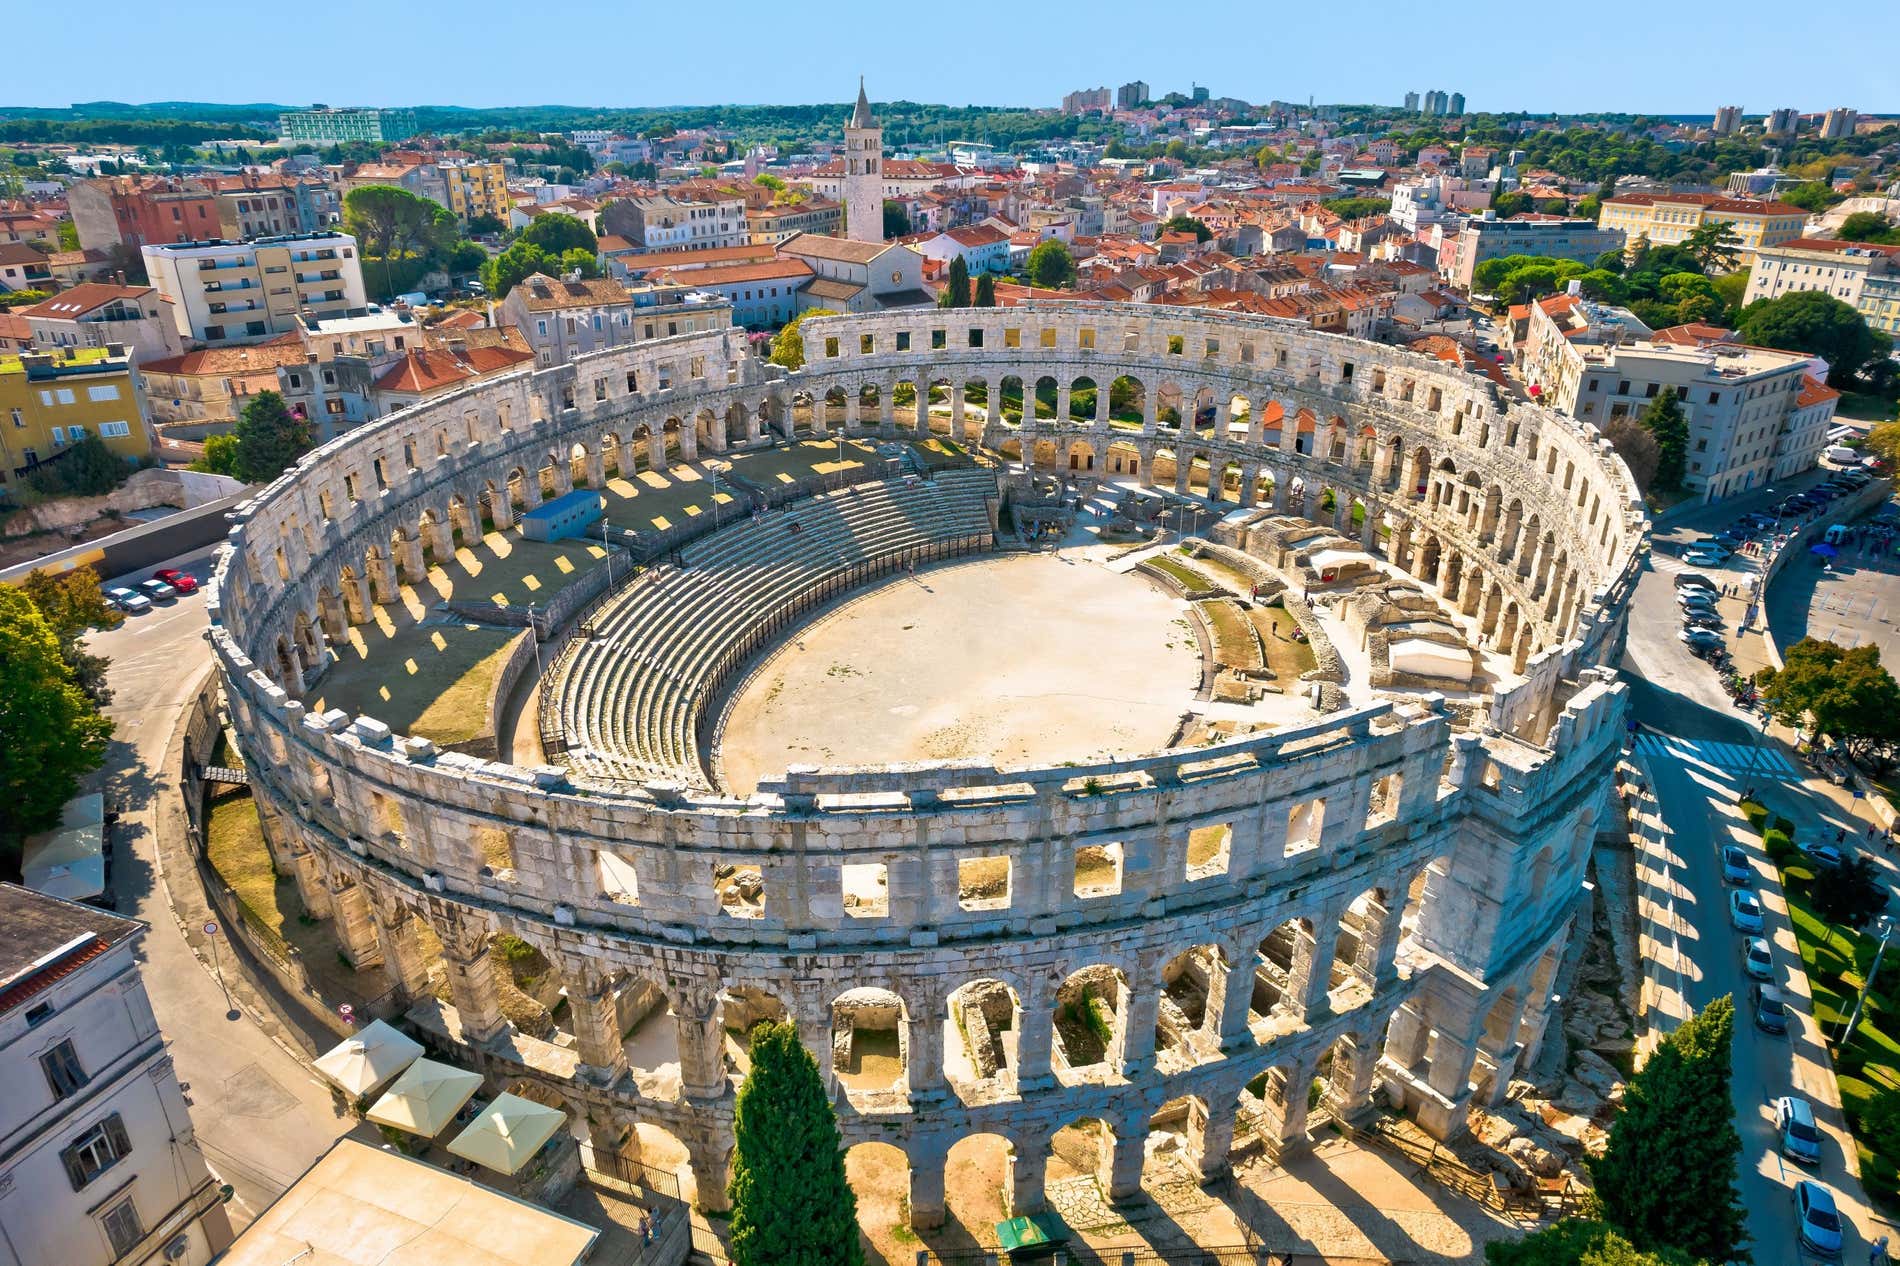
1629;481;1898;1264
84;545;351;1226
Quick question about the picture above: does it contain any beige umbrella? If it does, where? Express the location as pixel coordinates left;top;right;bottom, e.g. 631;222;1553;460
365;1057;483;1138
312;1018;424;1098
447;1092;568;1175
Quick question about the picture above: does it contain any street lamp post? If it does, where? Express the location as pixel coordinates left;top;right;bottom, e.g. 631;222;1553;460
1838;915;1895;1048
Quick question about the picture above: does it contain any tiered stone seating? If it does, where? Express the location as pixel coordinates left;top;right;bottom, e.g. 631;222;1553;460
548;470;996;786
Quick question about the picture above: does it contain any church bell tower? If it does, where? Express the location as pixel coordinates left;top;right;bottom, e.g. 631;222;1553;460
844;77;884;243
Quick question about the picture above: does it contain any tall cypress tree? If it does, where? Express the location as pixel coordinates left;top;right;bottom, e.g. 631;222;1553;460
1637;390;1689;493
945;255;971;308
974;273;997;307
1590;996;1747;1265
727;1022;862;1266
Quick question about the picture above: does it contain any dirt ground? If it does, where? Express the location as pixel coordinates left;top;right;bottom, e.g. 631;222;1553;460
717;550;1203;792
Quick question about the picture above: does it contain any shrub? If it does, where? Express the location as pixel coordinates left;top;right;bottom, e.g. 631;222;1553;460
1739;800;1768;832
1763;828;1795;864
1771;814;1795;836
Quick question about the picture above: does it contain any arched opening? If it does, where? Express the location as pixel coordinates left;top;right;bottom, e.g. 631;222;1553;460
823;386;847;428
1155;945;1226;1071
536;454;559;500
568;442;589;488
1249;917;1320;1035
1067;440;1096;471
715;986;788;1084
1052;965;1128;1082
998;375;1024;424
1070;375;1098;423
832;986;909;1101
1154;380;1184;430
1108;374;1144;428
1142;1094;1212;1187
1032;375;1059;421
844;1141;914;1251
946;978;1022;1102
1106;440;1142;479
1048;1117;1118;1198
946;1133;1018;1228
928;376;955;434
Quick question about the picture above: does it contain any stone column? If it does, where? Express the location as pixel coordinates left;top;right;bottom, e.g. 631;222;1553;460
985;380;1002;430
1055;384;1072;427
1238;465;1257;508
1331;1039;1381;1119
1173;459;1191;497
844;390;862;434
680;422;699;463
677;993;728;1100
686;1134;731;1213
1289;914;1338;1021
908;997;948;1103
1361;506;1380;551
1213;945;1260;1052
572;972;630;1084
648;429;666;471
1366;891;1407;992
1014;977;1057;1092
1095;383;1112;427
328;876;381;970
1009;1144;1047;1215
585;446;606;489
287;846;329;917
1268;1055;1317;1155
1198;1102;1238;1182
908;1149;948;1230
1116;974;1160;1078
1142;389;1159;436
797;1015;835;1096
441;919;506;1043
370;897;432;1002
1106;1127;1145;1200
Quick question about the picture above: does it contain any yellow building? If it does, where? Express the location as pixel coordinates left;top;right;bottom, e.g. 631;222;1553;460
0;345;153;487
1597;193;1808;260
440;161;511;224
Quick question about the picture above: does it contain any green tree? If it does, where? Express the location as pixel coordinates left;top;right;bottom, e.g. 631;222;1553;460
1810;856;1889;928
1026;239;1076;289
1576;269;1628;304
0;586;113;870
1737;289;1893;387
767;308;837;371
940;255;971;308
24;434;132;497
1779;181;1842;213
231;390;313;484
1576;194;1603;220
15;565;121;707
1160;214;1212;241
57;218;79;251
1604;415;1661;494
973;272;996;307
1591;996;1745;1264
1326;197;1391;220
1485;1219;1699;1266
1839;211;1898;243
1681;221;1742;273
463;212;507;235
342;184;440;261
1864;419;1900;465
518;212;597;257
190;432;242;478
727;1023;862;1266
882;201;910;238
1489;189;1530;219
1758;638;1900;763
1638;389;1690;492
1709;270;1749;321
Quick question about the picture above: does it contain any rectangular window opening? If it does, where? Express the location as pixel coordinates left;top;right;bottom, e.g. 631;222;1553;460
1367;774;1403;829
1073;841;1125;899
1186;822;1233;881
1285;797;1327;857
957;855;1012;911
714;862;764;918
596;850;638;905
841;862;889;918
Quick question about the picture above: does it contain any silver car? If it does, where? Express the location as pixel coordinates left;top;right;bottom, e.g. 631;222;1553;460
105;586;151;614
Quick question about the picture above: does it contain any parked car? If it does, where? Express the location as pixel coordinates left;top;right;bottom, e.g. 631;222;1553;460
1775;1096;1823;1166
1683;611;1725;632
1682;549;1729;568
1721;845;1752;884
1729;889;1764;933
1678;589;1720;608
1751;981;1790;1034
104;586;151;614
138;578;176;602
152;567;199;595
1744;936;1775;981
1794;1180;1844;1257
1681;628;1725;652
1675;572;1718;591
1796;839;1846;868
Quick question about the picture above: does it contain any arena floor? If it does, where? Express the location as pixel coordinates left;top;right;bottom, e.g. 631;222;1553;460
717;549;1204;792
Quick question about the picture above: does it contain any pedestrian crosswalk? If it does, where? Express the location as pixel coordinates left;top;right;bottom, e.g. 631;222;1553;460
1633;732;1799;780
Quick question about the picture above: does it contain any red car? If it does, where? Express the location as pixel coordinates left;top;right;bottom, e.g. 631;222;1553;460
152;568;199;595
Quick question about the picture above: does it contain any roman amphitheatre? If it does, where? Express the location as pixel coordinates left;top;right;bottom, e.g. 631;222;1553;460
203;303;1645;1261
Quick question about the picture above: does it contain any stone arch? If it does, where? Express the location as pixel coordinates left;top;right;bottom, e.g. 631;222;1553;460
844;1141;915;1243
1108;374;1144;427
1049;1116;1121;1199
715;986;788;1083
945;977;1022;1101
1143;1093;1214;1187
600;430;622;479
823;385;848;428
1066;439;1096;472
998;375;1025;424
1030;437;1059;470
1032;374;1059;421
945;1133;1023;1226
1154;944;1226;1070
446;493;474;547
1070;375;1098;423
723;402;749;445
832;986;909;1101
567;441;590;488
1052;964;1127;1082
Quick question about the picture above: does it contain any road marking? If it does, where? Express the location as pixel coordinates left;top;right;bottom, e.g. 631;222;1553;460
1634;732;1799;779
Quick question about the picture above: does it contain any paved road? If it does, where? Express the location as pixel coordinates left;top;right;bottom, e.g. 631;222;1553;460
1628;484;1897;1263
85;546;350;1225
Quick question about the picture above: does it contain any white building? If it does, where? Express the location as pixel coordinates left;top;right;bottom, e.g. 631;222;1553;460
777;233;931;314
498;273;731;366
143;232;368;345
0;885;234;1266
914;224;1011;274
1520;293;1837;501
615;195;749;253
1742;237;1900;338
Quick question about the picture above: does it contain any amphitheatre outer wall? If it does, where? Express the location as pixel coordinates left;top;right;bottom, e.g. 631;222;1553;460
205;303;1646;1226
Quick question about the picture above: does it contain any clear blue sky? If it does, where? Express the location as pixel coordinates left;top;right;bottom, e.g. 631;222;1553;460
17;0;1897;115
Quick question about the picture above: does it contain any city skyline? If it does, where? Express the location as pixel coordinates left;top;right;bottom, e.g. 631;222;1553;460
8;0;1897;115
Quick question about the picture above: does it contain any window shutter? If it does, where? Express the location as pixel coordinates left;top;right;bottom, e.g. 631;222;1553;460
105;1113;131;1158
61;1144;86;1191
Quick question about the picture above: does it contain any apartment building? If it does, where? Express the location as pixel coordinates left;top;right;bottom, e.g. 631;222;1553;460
1521;293;1834;500
203;175;333;239
646;259;811;328
604;195;751;253
143;232;368;345
1743;237;1900;336
17;284;184;364
746;198;844;245
497;272;731;366
1712;106;1743;136
1597;193;1807;260
1438;214;1624;289
438;161;511;224
279;106;417;145
0;346;153;485
68;178;221;251
1820;108;1858;140
0;885;234;1266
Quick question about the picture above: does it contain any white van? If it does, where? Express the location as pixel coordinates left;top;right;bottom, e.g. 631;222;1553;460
1825;444;1861;465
